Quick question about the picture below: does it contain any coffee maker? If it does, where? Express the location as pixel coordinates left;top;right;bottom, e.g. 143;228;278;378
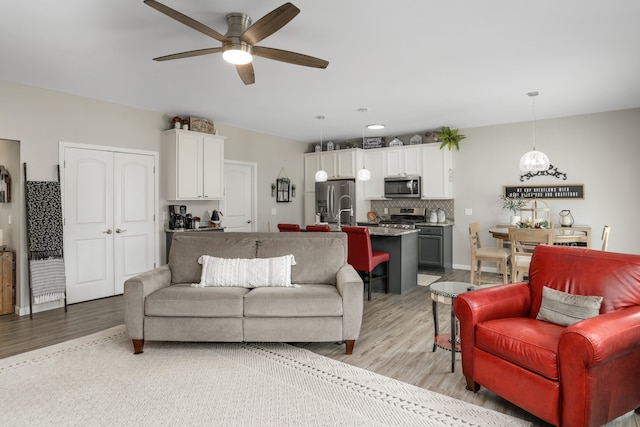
169;205;187;229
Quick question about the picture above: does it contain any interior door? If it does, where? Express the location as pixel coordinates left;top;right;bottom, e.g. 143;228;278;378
64;146;156;303
221;162;255;232
113;153;156;293
64;148;115;303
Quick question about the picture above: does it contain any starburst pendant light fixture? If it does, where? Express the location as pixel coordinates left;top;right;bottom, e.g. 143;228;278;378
519;91;550;172
356;108;371;181
314;115;328;182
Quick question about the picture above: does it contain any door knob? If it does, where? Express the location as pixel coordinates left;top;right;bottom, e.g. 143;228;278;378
115;228;127;234
103;229;112;234
247;220;252;224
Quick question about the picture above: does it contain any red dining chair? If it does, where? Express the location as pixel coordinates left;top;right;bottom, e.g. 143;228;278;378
341;226;390;301
277;223;301;232
306;224;331;232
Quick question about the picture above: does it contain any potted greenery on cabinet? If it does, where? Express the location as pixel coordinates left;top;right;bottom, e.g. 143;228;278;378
435;127;466;151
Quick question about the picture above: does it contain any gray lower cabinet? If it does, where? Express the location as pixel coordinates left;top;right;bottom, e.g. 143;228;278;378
418;225;452;272
370;231;418;294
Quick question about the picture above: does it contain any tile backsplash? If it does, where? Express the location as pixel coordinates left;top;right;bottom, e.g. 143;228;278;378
370;199;455;222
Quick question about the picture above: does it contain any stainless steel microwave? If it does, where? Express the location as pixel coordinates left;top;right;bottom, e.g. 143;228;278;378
384;176;422;198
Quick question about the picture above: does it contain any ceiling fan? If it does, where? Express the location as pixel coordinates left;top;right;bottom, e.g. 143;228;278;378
144;0;329;85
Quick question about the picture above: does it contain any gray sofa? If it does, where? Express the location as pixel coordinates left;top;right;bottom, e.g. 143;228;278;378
124;232;364;354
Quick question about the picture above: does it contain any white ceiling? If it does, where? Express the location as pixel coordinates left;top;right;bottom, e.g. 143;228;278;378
2;1;639;143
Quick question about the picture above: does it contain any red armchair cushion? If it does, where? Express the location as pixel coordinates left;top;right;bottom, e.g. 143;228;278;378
476;317;564;380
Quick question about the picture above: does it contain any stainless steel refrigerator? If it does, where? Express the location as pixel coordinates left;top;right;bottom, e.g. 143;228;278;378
315;179;356;226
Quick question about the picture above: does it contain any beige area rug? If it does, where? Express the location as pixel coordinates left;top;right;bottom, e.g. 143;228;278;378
418;274;442;287
0;326;531;427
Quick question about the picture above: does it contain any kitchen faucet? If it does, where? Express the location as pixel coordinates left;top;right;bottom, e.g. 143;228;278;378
336;194;354;230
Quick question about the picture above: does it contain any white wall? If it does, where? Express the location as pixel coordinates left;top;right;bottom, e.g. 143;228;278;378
0;80;306;315
208;124;306;232
452;108;640;269
2;78;639;313
0;139;20;252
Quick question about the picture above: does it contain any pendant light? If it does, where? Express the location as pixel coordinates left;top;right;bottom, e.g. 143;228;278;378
356;108;371;181
519;91;550;172
314;115;328;182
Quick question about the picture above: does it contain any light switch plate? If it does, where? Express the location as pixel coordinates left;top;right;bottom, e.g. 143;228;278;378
271;208;277;215
465;208;472;216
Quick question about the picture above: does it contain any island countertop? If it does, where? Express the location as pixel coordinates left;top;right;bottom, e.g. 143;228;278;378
366;227;419;237
324;224;419;236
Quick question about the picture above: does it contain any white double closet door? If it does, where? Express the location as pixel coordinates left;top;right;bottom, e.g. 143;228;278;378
62;145;157;304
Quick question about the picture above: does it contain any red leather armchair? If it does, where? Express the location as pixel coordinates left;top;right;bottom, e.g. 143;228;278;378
454;245;640;427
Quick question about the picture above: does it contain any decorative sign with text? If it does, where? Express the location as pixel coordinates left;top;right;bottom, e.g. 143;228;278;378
504;184;584;199
363;137;385;149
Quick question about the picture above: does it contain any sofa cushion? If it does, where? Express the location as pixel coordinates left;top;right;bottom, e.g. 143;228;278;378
537;286;603;326
145;284;249;317
476;317;564;381
256;234;347;284
244;284;343;317
168;234;257;284
195;254;296;288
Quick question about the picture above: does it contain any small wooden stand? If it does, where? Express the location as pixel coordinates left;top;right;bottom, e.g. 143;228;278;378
1;248;15;315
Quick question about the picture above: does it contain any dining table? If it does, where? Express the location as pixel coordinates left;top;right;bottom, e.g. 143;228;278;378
489;226;592;248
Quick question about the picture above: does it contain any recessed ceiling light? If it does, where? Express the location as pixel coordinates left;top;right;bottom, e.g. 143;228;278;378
367;124;385;130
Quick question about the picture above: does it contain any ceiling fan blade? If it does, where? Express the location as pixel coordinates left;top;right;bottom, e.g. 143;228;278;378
241;2;300;45
252;46;329;69
236;63;255;85
153;47;223;61
144;0;229;44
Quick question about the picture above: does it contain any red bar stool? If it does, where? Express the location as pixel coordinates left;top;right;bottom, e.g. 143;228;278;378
341;226;390;300
306;224;331;232
277;224;301;232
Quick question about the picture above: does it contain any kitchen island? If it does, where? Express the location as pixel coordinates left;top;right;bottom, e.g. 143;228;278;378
366;227;419;295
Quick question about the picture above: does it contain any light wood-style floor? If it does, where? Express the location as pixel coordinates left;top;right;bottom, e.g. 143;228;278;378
1;268;638;427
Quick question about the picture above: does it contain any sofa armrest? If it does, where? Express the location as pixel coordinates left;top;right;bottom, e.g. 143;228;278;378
124;265;172;340
453;283;531;379
559;306;640;426
336;264;364;341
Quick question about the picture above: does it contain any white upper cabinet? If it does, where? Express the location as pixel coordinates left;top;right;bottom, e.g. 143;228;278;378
363;148;385;199
304;154;321;193
303;149;360;184
384;146;422;177
165;129;226;200
421;143;453;199
303;144;453;201
336;150;358;177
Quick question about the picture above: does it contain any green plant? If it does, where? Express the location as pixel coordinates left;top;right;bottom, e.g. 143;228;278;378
499;195;526;215
435;126;466;151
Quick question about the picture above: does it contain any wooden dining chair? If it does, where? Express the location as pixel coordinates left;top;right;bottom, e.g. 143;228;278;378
305;224;331;232
601;225;611;251
341;226;390;301
508;227;555;282
469;222;511;285
277;223;301;232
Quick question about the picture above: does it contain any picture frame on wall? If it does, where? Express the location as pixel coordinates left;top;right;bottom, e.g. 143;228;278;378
277;178;290;202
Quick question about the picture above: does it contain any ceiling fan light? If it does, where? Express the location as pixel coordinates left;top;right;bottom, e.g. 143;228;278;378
222;48;253;65
519;150;550;172
315;170;328;182
357;167;371;181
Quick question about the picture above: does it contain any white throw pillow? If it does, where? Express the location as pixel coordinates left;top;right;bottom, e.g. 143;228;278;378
193;255;297;288
536;286;603;327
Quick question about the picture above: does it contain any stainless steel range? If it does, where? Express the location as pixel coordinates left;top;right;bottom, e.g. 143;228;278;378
378;207;426;229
